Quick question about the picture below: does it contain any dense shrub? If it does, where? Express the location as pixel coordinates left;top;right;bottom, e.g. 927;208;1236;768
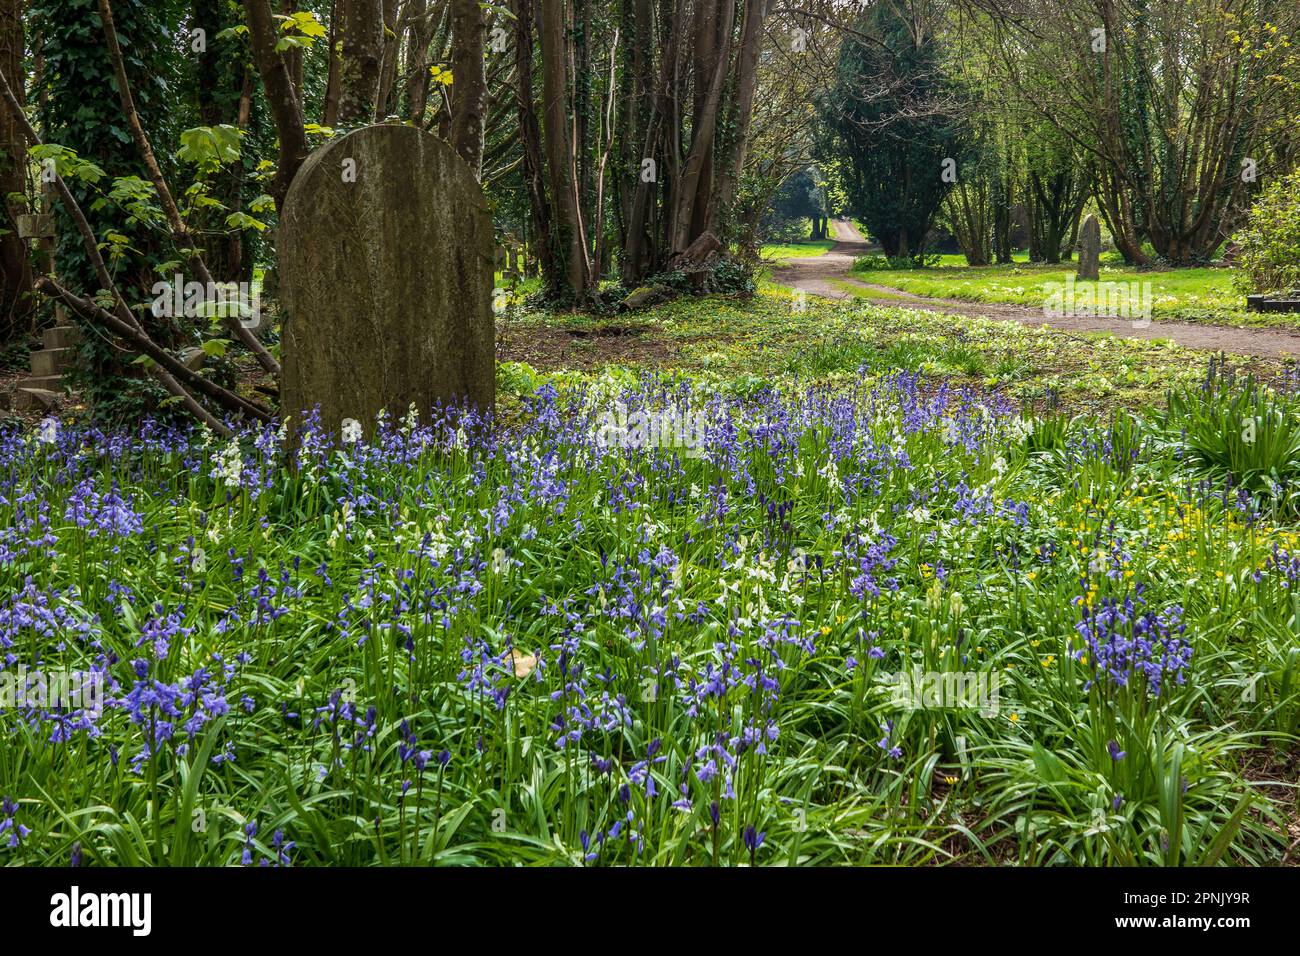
1232;168;1300;295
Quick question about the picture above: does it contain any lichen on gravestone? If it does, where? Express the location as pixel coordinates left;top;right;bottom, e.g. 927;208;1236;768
278;124;495;443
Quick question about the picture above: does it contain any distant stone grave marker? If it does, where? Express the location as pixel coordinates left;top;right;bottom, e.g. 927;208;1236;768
279;124;495;440
1077;213;1101;281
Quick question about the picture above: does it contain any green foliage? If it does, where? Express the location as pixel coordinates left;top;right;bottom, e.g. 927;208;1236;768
2;360;1296;866
817;2;970;262
26;144;107;185
176;125;244;172
855;253;941;271
1232;167;1300;296
762;168;830;242
639;258;757;300
1162;366;1300;512
273;10;327;52
31;0;182;421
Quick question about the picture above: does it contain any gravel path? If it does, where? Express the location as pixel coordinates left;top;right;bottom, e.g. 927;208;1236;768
770;219;1300;359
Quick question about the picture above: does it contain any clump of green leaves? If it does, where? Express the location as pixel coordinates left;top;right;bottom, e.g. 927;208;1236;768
1162;365;1300;510
1232;167;1300;296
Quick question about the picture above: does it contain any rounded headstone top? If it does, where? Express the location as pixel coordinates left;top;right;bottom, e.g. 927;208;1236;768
278;123;496;440
282;124;488;223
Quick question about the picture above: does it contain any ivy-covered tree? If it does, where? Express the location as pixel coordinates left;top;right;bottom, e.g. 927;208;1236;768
30;0;183;416
977;0;1300;265
0;0;31;342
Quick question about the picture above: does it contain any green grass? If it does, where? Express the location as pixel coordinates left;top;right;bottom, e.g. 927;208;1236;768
760;239;836;260
504;289;1293;414
850;256;1279;328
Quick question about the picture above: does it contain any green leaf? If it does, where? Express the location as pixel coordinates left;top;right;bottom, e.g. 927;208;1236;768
225;211;268;233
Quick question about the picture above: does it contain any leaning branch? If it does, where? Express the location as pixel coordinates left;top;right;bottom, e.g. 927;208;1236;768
38;277;273;426
0;68;271;433
99;0;280;377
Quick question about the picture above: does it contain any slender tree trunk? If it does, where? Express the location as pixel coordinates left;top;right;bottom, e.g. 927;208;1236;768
667;0;732;257
324;0;341;125
687;0;718;241
512;0;559;292
375;0;401;118
711;0;766;237
539;0;590;297
403;0;432;123
280;0;304;98
619;0;661;285
245;0;310;210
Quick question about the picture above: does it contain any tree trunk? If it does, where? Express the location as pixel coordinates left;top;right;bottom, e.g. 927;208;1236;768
374;0;401;118
512;0;559;293
711;0;766;239
0;0;31;342
449;0;487;175
619;0;664;285
687;0;719;241
324;0;341;125
338;0;383;124
280;0;304;99
403;0;432;124
667;0;733;256
539;0;591;297
245;0;310;210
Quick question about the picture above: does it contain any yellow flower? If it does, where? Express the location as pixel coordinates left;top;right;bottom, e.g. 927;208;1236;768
1009;712;1020;723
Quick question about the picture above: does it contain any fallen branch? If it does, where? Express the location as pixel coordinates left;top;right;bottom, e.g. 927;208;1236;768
0;69;252;432
37;277;273;428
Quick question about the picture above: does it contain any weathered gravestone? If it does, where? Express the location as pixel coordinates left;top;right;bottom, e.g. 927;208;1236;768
279;124;494;440
1077;213;1101;281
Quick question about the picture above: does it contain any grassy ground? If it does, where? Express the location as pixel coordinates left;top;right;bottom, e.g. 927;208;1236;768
849;254;1292;329
760;239;836;260
500;289;1292;416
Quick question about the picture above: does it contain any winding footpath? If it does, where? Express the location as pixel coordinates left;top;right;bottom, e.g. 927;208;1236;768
770;219;1300;359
